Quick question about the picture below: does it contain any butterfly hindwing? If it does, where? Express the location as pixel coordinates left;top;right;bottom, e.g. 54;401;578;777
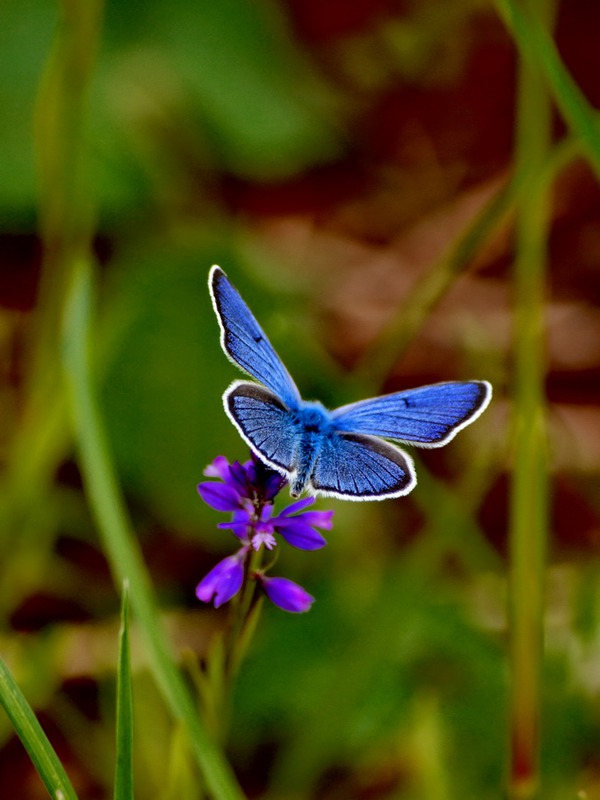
210;266;300;408
310;432;416;500
331;381;491;447
224;381;297;475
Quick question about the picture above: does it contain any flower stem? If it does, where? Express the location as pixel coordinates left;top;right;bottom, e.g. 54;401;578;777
507;0;555;796
202;547;263;743
225;547;263;681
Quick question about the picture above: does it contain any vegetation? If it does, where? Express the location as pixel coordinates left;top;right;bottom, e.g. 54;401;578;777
1;0;599;797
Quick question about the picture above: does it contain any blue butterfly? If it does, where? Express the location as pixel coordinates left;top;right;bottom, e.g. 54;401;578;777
209;265;492;501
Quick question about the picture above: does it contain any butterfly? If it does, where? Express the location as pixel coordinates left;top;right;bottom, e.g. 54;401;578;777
209;265;492;501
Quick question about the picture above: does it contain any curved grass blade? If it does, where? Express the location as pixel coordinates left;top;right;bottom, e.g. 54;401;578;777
0;656;79;800
114;581;134;800
495;0;600;180
61;256;245;800
506;1;554;795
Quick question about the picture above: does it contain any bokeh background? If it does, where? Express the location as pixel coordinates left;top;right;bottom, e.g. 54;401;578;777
2;0;600;797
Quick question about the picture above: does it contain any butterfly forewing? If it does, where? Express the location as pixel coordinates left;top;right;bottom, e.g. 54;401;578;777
331;381;491;447
311;432;416;500
225;381;297;475
210;266;301;408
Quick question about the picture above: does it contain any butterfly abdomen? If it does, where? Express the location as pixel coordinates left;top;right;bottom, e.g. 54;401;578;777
289;402;333;496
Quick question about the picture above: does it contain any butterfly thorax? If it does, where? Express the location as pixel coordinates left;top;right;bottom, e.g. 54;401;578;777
289;401;333;496
292;401;330;431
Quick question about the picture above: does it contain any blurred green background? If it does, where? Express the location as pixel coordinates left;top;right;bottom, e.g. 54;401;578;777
2;0;600;797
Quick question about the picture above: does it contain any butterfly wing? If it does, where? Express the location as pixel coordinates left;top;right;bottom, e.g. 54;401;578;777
310;432;416;500
331;381;491;446
210;266;301;408
224;381;297;475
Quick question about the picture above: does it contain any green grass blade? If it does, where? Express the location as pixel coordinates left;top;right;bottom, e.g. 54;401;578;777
495;0;600;180
506;1;554;796
114;581;134;800
61;256;245;800
0;656;79;800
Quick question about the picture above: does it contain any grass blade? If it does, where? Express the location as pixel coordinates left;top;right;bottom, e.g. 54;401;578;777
495;0;600;180
114;581;134;800
0;656;79;800
61;256;245;800
507;0;554;796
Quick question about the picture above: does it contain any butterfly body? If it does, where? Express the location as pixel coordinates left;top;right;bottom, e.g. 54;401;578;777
210;265;492;501
288;402;340;497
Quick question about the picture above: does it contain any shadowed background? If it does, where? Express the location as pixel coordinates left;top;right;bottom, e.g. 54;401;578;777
1;0;600;797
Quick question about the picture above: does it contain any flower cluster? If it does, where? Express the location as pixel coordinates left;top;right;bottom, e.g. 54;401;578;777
196;454;334;613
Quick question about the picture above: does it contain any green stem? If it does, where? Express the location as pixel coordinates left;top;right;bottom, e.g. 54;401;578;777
507;1;554;797
226;548;262;675
204;539;264;742
62;258;246;800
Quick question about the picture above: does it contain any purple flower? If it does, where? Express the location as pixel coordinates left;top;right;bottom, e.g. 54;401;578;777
196;453;333;613
198;455;332;554
198;454;285;511
260;576;315;613
195;550;246;608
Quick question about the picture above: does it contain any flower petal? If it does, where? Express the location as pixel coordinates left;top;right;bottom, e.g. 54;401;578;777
218;509;252;540
249;453;287;499
204;456;231;481
293;509;334;530
279;497;314;516
258;505;273;524
244;459;259;487
228;461;251;493
198;481;242;512
261;576;314;613
218;522;251;540
274;517;328;550
196;553;245;608
263;471;287;500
